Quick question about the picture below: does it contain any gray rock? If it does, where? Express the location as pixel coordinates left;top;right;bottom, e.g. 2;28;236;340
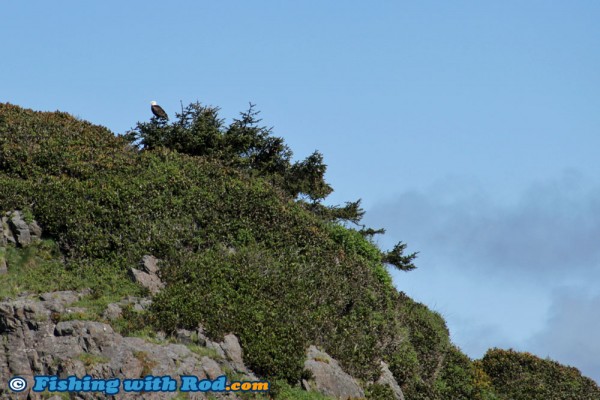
176;328;196;345
2;215;16;245
117;296;152;311
104;296;154;321
205;338;227;359
28;220;42;241
129;268;164;295
141;255;160;274
1;210;43;248
0;219;6;247
54;320;114;337
221;334;243;360
103;302;123;320
129;256;164;295
221;333;247;373
377;361;404;400
0;248;6;275
130;297;152;311
0;290;255;399
304;345;365;399
39;290;83;306
201;356;224;379
8;211;32;247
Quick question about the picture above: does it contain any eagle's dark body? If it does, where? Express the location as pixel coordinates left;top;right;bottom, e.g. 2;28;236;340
151;103;169;120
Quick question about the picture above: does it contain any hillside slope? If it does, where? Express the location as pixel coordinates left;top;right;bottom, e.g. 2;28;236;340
0;103;598;399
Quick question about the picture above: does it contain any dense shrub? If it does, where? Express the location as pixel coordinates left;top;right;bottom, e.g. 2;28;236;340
434;345;499;400
480;348;600;400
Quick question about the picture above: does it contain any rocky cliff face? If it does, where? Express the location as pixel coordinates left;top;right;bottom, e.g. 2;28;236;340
0;290;256;399
0;292;403;400
0;211;404;400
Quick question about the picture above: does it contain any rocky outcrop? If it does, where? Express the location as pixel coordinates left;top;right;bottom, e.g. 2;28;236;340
302;347;406;399
128;255;165;295
1;210;43;275
377;361;405;400
303;345;365;400
1;210;42;248
0;288;387;400
0;217;5;248
102;296;152;320
0;248;6;275
0;290;255;399
0;288;407;400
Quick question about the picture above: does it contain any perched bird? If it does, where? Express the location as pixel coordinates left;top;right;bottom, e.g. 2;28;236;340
150;101;169;120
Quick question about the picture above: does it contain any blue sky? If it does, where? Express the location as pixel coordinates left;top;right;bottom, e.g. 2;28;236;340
3;1;600;383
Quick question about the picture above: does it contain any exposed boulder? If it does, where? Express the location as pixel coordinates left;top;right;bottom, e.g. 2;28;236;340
141;254;160;275
102;296;152;320
303;345;365;399
0;217;7;247
220;333;253;376
103;302;124;320
190;326;258;381
0;248;6;275
376;361;404;400
128;255;164;295
1;213;15;246
0;209;44;275
3;210;42;247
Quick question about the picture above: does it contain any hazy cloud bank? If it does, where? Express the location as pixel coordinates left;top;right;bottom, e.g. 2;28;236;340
527;288;600;383
367;171;600;280
365;171;600;383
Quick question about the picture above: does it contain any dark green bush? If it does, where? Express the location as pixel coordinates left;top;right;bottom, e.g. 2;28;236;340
365;383;397;399
480;348;600;400
434;345;500;400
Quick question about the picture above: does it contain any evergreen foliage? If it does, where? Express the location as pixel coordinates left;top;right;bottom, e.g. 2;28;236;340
383;242;418;272
125;102;332;203
480;348;600;399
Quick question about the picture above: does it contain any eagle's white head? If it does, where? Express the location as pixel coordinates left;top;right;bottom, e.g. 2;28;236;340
150;101;157;106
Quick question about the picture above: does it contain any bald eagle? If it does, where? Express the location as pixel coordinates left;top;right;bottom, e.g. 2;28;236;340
150;101;169;120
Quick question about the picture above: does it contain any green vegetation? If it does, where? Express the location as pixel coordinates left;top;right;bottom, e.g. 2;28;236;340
186;344;224;360
270;381;334;399
0;102;598;399
39;391;70;400
0;239;141;303
133;350;158;376
76;353;110;368
480;348;600;399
